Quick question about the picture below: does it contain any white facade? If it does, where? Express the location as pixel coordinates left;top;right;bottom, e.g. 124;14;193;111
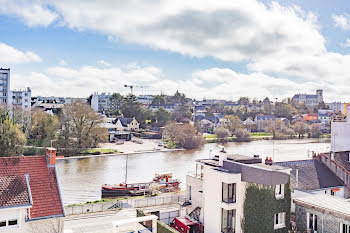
0;207;63;233
186;156;290;233
11;88;31;111
331;104;350;152
326;102;345;113
0;68;11;106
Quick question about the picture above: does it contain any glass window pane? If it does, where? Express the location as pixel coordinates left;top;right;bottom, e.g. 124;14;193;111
8;219;17;226
0;221;6;227
314;215;317;231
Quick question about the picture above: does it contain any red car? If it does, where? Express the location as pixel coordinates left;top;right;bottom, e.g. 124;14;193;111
170;217;203;233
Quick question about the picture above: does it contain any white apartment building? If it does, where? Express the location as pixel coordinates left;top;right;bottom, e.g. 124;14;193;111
11;88;31;110
0;68;11;106
186;153;291;233
331;104;350;152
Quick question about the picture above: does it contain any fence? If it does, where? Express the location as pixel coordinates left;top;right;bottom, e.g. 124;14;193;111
65;193;188;216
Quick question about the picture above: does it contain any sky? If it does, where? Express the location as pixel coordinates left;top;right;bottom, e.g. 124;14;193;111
1;0;350;102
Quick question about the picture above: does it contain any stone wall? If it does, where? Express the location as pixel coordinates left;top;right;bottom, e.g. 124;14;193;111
295;204;350;233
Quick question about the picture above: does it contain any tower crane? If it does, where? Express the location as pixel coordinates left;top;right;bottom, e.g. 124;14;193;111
124;84;142;95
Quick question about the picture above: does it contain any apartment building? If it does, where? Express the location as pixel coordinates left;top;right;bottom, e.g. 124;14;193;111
12;88;31;110
0;68;10;106
186;152;291;233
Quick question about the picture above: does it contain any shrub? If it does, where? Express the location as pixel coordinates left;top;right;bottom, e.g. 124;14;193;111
234;128;251;142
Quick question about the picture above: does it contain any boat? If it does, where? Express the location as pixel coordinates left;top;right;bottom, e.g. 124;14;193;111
101;154;180;198
101;173;180;198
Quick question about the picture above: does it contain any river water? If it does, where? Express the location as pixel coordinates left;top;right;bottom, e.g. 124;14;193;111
56;138;330;205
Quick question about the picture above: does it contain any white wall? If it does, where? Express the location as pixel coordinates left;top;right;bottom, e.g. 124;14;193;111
0;207;63;233
91;93;99;112
202;166;244;233
331;105;350;152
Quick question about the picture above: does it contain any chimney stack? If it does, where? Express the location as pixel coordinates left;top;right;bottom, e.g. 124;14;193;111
46;147;57;166
219;147;227;166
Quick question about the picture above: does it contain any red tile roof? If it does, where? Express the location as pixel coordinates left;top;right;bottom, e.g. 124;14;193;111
0;175;31;208
0;156;64;219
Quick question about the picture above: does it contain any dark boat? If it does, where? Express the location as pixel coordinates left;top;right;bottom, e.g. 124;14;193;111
101;172;180;198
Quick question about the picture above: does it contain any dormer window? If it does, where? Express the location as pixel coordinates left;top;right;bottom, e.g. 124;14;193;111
275;184;284;199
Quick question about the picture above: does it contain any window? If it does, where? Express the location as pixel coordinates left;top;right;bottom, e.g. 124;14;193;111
8;219;17;226
274;212;285;229
275;184;284;199
342;223;350;233
307;212;318;231
348;152;350;162
0;221;5;227
222;183;236;203
188;185;192;201
221;209;235;233
0;219;18;228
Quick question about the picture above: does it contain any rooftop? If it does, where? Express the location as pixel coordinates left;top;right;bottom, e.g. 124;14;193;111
0;156;64;220
294;193;350;219
275;159;344;190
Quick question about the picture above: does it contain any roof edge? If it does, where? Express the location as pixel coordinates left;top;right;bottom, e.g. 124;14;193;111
54;167;66;217
24;174;33;207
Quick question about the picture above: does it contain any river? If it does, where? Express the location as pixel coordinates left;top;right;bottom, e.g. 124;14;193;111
56;138;330;205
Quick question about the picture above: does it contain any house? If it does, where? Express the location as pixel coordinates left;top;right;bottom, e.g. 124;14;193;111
254;115;275;131
275;159;346;198
186;152;291;233
114;117;140;131
294;193;350;233
198;119;215;133
0;148;65;232
302;113;318;122
242;118;256;132
292;89;323;107
276;117;290;127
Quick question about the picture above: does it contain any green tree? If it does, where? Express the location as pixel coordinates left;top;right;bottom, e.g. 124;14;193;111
274;103;295;120
151;95;166;105
223;115;242;133
0;108;26;156
30;111;59;146
108;93;124;116
167;91;188;105
155;107;172;126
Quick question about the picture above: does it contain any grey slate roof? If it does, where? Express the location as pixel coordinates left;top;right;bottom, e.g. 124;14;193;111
275;160;344;190
116;117;133;127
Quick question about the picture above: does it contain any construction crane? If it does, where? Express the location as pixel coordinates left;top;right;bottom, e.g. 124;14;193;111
124;84;142;95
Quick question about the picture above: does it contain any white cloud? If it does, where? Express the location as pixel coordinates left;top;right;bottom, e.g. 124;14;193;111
97;60;111;67
333;14;350;30
4;1;350;101
59;59;67;66
343;39;350;48
0;0;58;27
11;64;349;102
0;42;41;64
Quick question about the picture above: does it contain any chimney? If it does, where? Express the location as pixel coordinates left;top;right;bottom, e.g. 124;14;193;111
46;147;57;166
265;156;273;165
295;166;299;189
219;148;227;166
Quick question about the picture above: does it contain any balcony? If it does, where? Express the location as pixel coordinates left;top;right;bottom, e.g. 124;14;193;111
187;171;203;180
